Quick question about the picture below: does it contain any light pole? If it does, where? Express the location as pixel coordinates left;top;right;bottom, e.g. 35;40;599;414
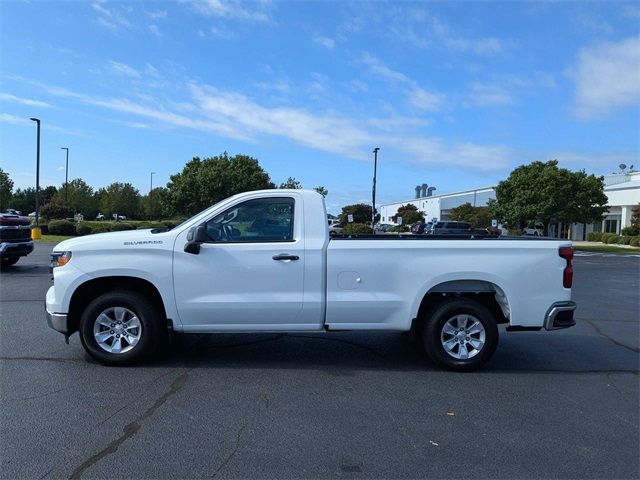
30;118;41;226
371;147;380;232
150;171;156;193
61;147;69;204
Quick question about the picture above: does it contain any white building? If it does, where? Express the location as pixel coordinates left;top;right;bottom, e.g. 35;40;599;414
379;172;640;239
379;184;495;224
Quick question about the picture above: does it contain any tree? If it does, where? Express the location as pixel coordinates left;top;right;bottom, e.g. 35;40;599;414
142;187;171;220
631;203;640;229
449;203;492;228
99;182;142;219
9;186;57;215
339;203;372;225
279;177;302;189
0;168;13;211
167;153;275;216
314;186;328;197
53;179;98;217
489;160;608;233
392;204;424;224
40;200;74;220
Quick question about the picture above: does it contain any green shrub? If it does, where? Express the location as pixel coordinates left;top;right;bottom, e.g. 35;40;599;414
587;232;603;242
621;235;632;245
602;233;617;244
630;237;640;247
110;222;136;232
621;226;639;236
91;224;111;234
48;219;76;236
39;224;49;235
611;235;624;244
76;223;93;236
342;223;373;235
389;225;410;233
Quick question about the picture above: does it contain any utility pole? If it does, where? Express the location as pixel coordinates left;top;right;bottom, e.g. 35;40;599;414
371;147;380;232
30;118;41;226
61;147;69;204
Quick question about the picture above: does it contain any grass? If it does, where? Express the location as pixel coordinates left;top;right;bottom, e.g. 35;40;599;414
37;234;74;243
573;244;640;254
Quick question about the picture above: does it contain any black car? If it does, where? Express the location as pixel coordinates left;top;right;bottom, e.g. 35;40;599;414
411;222;432;234
429;221;472;235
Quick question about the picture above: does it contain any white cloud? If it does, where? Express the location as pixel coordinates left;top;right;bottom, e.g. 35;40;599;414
92;2;133;30
387;8;514;55
148;25;161;37
147;9;167;20
571;37;640;120
107;60;141;78
361;53;443;111
466;83;514;107
29;77;510;172
0;113;85;136
0;93;53;108
313;35;335;49
187;0;270;23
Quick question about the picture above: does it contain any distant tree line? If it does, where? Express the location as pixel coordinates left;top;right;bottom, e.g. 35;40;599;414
0;153;329;221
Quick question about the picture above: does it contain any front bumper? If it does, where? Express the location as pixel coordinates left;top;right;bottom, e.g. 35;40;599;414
544;301;577;330
45;304;69;334
0;241;34;257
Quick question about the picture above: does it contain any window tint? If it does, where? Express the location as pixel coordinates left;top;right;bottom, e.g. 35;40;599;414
205;197;295;243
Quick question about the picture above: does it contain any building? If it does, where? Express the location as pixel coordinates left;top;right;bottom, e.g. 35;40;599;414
379;183;495;225
379;172;640;239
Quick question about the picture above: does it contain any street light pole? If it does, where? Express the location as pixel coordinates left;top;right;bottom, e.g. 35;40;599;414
371;147;380;232
61;147;69;204
150;171;155;193
30;118;41;226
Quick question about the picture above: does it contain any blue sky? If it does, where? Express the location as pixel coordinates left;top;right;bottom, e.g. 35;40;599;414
1;1;639;213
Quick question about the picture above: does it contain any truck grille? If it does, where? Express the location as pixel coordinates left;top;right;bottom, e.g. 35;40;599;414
0;227;32;242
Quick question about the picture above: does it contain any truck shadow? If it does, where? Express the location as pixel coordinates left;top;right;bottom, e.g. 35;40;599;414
1;264;50;275
153;330;639;375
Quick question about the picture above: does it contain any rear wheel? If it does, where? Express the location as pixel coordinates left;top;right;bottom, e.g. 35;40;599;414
1;256;20;268
422;298;498;371
79;290;162;365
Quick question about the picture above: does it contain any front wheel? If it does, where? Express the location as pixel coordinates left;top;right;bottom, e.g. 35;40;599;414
422;298;498;372
79;291;162;365
1;256;20;268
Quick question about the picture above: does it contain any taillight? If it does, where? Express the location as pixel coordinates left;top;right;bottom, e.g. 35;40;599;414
559;246;573;288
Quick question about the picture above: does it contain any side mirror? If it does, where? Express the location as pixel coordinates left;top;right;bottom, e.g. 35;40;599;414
184;225;208;254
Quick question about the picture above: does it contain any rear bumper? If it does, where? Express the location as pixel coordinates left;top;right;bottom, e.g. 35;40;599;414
544;301;577;330
0;241;34;257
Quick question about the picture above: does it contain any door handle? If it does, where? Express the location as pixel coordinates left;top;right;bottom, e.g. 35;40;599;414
272;253;299;261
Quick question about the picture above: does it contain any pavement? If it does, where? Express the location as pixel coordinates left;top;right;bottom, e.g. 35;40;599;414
1;242;638;479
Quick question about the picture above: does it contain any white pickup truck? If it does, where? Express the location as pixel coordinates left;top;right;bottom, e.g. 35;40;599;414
46;189;576;371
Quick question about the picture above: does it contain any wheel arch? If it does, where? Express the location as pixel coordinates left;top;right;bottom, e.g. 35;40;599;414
412;279;511;333
67;276;168;335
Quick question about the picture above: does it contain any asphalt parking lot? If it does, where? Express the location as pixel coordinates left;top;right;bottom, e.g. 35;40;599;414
1;243;638;479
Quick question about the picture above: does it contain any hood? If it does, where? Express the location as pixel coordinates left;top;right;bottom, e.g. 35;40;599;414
53;228;171;252
0;213;31;226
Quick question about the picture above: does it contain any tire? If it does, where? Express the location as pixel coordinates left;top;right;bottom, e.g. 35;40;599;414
422;298;498;372
79;290;162;366
1;256;20;268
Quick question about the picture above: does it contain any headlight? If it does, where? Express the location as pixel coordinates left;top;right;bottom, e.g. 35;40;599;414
51;251;72;268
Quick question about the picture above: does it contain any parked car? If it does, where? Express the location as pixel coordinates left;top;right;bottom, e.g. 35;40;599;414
429;221;472;235
374;223;393;233
0;211;34;267
46;189;576;371
112;214;127;221
411;222;432;234
328;223;343;236
96;213;106;221
522;227;543;237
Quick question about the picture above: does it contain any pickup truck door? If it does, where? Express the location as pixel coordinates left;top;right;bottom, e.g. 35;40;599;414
173;195;316;331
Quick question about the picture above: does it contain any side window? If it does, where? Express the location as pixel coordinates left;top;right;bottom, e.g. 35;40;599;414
205;197;295;243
